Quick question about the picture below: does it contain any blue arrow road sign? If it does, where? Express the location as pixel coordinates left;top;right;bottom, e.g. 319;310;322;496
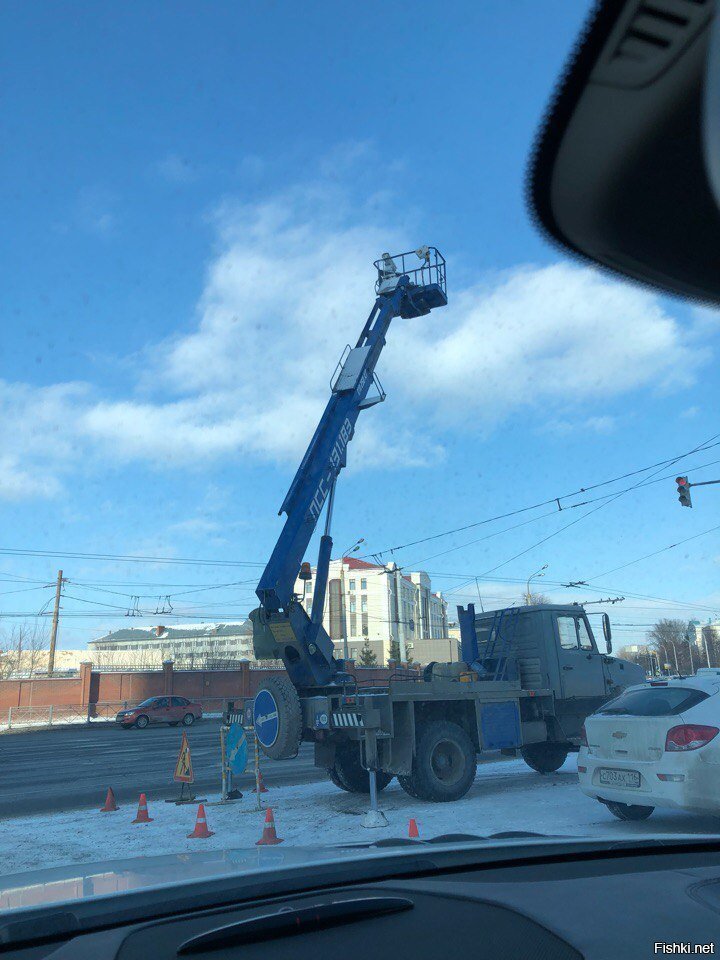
226;723;248;775
253;689;279;748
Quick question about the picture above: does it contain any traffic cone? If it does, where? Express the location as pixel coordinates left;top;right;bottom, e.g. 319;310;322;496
131;793;153;823
187;803;214;839
252;771;268;794
256;807;283;845
408;818;419;839
100;787;118;813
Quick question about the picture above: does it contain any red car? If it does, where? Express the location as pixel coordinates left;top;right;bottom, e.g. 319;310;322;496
116;696;203;730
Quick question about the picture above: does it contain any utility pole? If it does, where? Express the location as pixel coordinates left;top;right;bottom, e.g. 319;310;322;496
340;561;349;662
48;569;64;676
338;539;363;664
394;566;406;663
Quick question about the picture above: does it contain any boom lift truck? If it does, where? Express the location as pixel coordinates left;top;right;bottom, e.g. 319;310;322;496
249;250;644;803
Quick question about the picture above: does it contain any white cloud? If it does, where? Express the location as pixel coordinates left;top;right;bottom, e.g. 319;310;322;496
383;264;705;424
0;173;713;500
0;456;61;500
542;415;616;437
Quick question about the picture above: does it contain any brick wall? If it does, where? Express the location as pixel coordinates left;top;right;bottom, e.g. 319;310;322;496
0;661;415;713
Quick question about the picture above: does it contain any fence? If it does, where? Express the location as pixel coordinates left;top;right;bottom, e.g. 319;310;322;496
0;661;410;730
93;658;267;672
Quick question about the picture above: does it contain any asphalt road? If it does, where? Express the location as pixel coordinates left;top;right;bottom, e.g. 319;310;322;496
0;721;322;817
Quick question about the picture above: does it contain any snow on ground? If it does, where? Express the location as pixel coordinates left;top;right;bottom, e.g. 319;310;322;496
0;716;112;733
2;755;720;875
0;713;223;733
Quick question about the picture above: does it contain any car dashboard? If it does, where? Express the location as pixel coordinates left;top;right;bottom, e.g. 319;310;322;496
4;843;720;960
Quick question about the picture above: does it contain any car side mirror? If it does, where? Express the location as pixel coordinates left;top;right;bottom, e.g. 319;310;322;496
603;613;612;655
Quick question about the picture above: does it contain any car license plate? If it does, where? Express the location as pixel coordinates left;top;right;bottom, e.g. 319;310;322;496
598;768;640;789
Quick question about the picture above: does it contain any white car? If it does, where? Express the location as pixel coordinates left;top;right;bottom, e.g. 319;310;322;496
578;677;720;821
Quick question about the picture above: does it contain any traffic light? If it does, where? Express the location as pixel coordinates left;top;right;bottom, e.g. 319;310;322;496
676;476;692;508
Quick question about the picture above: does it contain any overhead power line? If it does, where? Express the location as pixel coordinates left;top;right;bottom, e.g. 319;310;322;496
452;430;720;589
579;523;720;584
363;437;720;560
0;547;264;568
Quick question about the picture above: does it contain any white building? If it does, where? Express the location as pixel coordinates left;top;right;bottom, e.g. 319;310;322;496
295;558;449;665
692;620;720;665
88;621;254;666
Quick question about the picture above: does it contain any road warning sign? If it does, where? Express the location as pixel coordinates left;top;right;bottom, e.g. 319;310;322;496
174;731;194;783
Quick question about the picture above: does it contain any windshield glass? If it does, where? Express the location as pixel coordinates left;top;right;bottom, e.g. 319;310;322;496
3;0;720;927
597;687;710;717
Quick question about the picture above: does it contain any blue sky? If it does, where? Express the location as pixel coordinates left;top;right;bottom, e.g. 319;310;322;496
2;0;720;652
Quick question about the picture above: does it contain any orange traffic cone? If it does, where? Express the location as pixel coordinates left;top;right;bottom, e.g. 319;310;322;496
252;771;268;794
256;807;283;845
131;793;153;823
408;818;419;839
187;803;215;839
100;787;118;813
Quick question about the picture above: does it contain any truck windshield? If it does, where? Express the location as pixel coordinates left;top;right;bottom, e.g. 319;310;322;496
597;687;709;717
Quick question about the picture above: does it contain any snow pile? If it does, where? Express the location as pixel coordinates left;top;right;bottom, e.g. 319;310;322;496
1;756;718;876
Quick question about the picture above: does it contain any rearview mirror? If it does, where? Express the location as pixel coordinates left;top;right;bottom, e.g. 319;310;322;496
603;613;612;655
529;0;720;303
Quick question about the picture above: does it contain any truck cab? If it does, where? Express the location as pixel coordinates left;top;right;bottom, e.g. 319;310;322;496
464;603;646;743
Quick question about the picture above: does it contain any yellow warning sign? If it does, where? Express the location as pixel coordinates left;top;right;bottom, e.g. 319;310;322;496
174;731;194;783
268;619;294;645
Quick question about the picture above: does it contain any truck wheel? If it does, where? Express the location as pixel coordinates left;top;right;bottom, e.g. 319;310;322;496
328;766;351;792
605;800;654;821
329;741;393;794
521;743;569;774
398;775;423;799
253;676;302;760
407;721;477;803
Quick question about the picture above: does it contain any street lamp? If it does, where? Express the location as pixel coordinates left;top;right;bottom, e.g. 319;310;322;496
339;539;364;661
525;564;548;604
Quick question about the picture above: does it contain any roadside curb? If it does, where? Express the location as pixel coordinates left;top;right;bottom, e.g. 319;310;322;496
0;722;115;737
0;717;218;736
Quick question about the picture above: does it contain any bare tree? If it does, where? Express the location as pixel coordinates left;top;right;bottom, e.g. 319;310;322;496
523;592;551;605
0;630;19;679
648;619;694;675
24;623;49;675
0;622;49;677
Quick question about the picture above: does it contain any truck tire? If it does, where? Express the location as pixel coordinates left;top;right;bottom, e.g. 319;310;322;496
328;766;350;791
405;721;477;803
253;676;302;760
521;742;569;774
398;775;423;799
328;741;393;794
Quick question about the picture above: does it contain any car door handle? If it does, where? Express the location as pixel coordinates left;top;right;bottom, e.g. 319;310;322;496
563;665;573;671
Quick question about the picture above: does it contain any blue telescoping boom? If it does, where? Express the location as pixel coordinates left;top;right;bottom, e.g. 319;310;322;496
251;248;447;689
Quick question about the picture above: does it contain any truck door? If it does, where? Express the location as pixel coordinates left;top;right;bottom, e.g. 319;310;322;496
554;613;606;699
